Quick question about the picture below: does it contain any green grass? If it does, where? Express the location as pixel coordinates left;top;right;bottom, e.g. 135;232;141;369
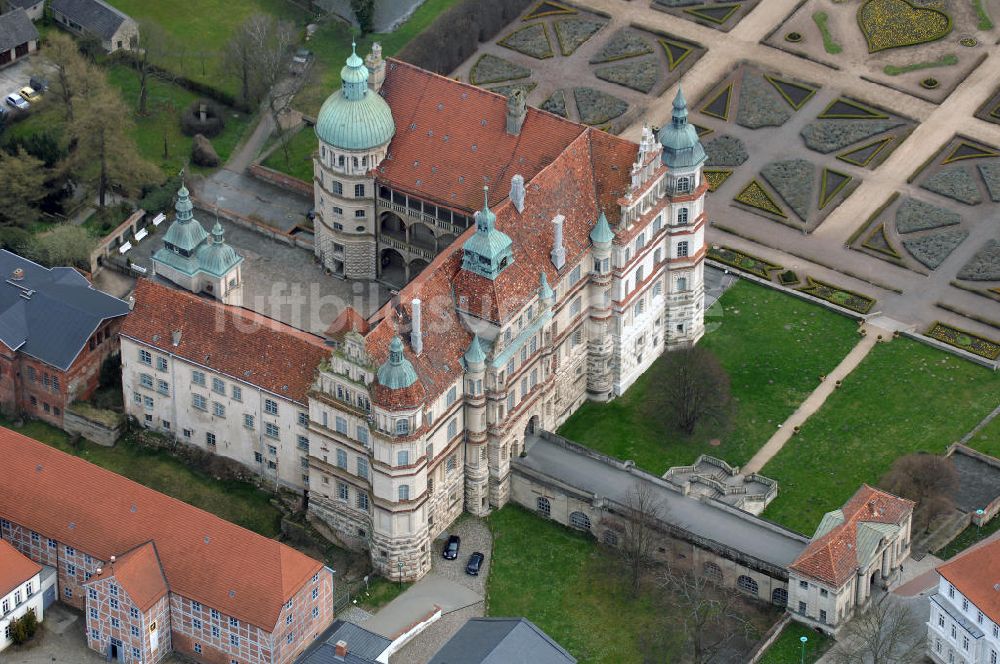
972;0;994;29
3;417;283;537
487;506;666;663
262;126;316;181
812;12;842;54
558;281;859;474
356;576;411;611
761;339;1000;535
935;516;1000;559
967;413;1000;457
295;0;464;116
883;54;959;76
757;622;832;664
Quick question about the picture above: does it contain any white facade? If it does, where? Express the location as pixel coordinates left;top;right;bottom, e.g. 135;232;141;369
928;576;1000;664
0;563;43;651
120;336;313;492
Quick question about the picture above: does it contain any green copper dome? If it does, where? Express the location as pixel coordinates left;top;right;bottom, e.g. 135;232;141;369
315;43;396;151
659;88;706;170
377;336;418;389
590;211;614;245
196;222;242;277
162;185;208;254
462;187;514;280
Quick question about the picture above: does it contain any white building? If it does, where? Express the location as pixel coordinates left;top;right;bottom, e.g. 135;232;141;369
928;538;1000;664
120;279;329;492
0;538;45;651
787;485;914;634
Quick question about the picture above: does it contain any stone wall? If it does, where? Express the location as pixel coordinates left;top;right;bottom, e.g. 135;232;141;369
249;163;313;197
64;404;124;447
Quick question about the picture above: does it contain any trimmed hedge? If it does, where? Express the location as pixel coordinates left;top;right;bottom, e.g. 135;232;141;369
180;98;227;138
110;51;250;113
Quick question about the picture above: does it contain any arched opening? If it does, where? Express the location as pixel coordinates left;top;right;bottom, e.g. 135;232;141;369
602;530;618;546
536;497;551;518
703;562;723;584
569;511;591;531
409;222;437;252
409;258;429;279
379;248;406;287
737;575;759;597
524;415;539;437
379;212;407;243
772;587;788;606
676;176;691;193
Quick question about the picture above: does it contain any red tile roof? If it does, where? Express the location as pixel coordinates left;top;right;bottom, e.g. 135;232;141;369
0;537;41;598
89;541;168;611
789;485;914;588
938;537;1000;624
0;426;323;629
122;280;329;404
378;59;589;212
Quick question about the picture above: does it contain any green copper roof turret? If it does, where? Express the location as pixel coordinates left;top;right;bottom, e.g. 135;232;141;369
315;43;396;151
377;336;418;389
659;87;706;170
590;210;614;245
461;186;514;280
539;271;554;303
464;334;487;367
196;222;242;277
161;184;208;253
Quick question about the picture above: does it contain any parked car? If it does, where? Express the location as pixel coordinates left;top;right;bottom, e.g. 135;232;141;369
19;86;40;102
5;93;29;111
465;552;485;576
442;534;461;560
290;48;312;75
29;76;48;92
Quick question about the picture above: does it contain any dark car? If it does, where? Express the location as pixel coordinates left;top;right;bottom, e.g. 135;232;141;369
465;552;485;576
442;534;460;560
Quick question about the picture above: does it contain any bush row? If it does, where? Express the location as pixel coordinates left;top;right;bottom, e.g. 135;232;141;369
109;51;251;113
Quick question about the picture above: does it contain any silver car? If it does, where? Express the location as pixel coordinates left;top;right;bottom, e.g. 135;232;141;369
5;93;29;111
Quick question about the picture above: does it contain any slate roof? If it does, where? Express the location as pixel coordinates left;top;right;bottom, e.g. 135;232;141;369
789;485;914;588
428;618;577;664
0;425;324;629
295;620;391;664
0;537;41;598
122;279;329;404
0;8;37;52
88;541;169;611
937;537;1000;624
5;0;44;9
49;0;130;40
0;251;130;370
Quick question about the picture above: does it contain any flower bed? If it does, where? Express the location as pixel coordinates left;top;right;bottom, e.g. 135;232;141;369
498;24;554;60
800;119;902;154
977;164;1000;201
489;82;538;97
958;239;1000;280
895;197;962;233
921;166;982;205
857;0;953;53
736;73;792;128
798;277;875;313
470;54;531;85
707;245;782;278
735;180;787;218
704;168;734;191
902;229;969;269
883;53;958;76
927;322;1000;360
862;223;902;258
704;135;748;166
554;18;606;55
595;59;661;93
525;0;577;20
761;159;816;220
574;87;628;124
589;28;653;63
541;89;567;117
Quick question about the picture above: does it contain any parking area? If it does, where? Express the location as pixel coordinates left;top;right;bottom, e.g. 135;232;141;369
0;54;50;110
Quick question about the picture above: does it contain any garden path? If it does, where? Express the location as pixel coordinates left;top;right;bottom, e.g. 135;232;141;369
742;323;887;474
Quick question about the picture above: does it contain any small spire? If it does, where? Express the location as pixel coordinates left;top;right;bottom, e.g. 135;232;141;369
672;86;689;127
539;271;554;302
464;334;487;366
477;185;496;231
590;210;614;244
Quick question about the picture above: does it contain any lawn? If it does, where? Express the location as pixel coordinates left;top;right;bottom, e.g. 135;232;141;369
558;280;859;474
262;126;316;182
2;418;282;537
966;413;1000;458
761;339;1000;535
935;516;1000;559
757;621;832;664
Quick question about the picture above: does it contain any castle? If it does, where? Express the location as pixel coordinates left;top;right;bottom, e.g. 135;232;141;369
305;44;707;580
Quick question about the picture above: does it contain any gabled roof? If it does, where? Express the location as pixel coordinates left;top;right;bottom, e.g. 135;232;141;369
6;0;44;9
428;617;577;664
0;426;323;629
937;537;1000;624
295;619;391;664
49;0;130;40
0;537;41;598
122;279;328;404
0;250;130;370
88;541;168;611
0;7;37;51
789;485;914;588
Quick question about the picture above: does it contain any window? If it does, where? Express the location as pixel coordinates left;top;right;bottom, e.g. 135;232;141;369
447;419;458;439
332;181;343;195
569;265;582;286
677;241;689;258
90;607;98;619
254;452;263;463
206;432;216;446
772;588;788;606
139;349;152;365
232;385;242;402
132;647;141;661
265;399;278;415
67;563;76;575
397;450;409;466
244;414;255;429
820;588;828;597
268;445;277;455
939;615;946;628
212;377;225;394
131;625;140;638
183;428;192;438
286;614;293;625
948;584;955;598
157;379;169;395
676;176;691;193
447;454;457;472
799;580;808;589
570;297;582;316
357;457;369;479
354;184;365;197
192;370;205;386
287;633;294;644
736;575;758;596
31;531;39;543
156;356;168;371
88;588;97;600
231;634;240;647
130;607;139;620
357;427;369;446
110;598;119;610
194;644;202;655
820;609;827;623
66;546;76;556
193;394;207;410
192;600;202;611
312;607;320;619
335;449;347;468
703;562;723;582
677;207;689;224
297;435;309;452
569;511;591;530
48;538;56;548
140;373;154;388
398;485;410;501
91;628;99;641
335;416;347;434
396;419;409;435
977;611;984;624
357;493;369;511
297;412;309;427
212;626;220;638
337;482;349;501
963;636;969;651
213;402;225;417
354;210;365;218
636;265;644;284
64;587;72;598
111;617;120;628
963;598;969;611
265;422;280;439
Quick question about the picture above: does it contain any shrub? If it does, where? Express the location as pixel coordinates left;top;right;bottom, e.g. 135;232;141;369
180;98;226;138
351;0;376;32
2;131;66;168
140;176;181;213
10;609;39;645
0;227;39;258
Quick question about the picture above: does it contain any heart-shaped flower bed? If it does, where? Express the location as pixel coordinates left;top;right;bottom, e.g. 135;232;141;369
857;0;952;53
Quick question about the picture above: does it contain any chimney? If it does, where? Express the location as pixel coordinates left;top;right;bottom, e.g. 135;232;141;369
510;174;525;213
506;89;526;136
410;298;423;355
110;555;116;563
11;268;24;280
550;215;566;270
96;567;103;575
171;330;182;347
365;43;385;93
334;640;348;658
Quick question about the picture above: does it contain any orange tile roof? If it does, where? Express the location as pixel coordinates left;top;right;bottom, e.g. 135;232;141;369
0;537;41;598
0;426;323;629
938;537;1000;624
88;541;168;611
122;280;329;404
789;485;914;588
377;59;590;212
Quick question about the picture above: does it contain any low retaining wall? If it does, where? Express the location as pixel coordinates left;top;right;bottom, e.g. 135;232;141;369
63;404;124;447
248;163;313;197
747;612;793;664
188;193;314;252
947;443;1000;524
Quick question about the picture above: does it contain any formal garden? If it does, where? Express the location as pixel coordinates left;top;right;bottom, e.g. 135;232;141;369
452;0;704;132
650;0;762;32
763;0;996;102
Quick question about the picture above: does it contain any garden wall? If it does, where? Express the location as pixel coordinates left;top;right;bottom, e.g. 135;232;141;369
248;163;313;196
64;403;124;447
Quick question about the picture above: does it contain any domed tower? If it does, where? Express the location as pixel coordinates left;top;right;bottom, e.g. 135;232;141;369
658;87;707;347
314;43;396;280
196;222;244;306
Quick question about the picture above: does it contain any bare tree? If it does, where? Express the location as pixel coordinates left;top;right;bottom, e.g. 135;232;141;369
223;14;295;108
129;21;172;116
618;482;663;594
828;594;926;664
879;453;957;533
656;564;758;664
644;346;731;436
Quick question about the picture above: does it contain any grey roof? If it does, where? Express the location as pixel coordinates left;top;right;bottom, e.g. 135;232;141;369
429;618;576;664
49;0;130;40
295;620;391;664
6;0;44;9
0;251;130;370
0;8;38;52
